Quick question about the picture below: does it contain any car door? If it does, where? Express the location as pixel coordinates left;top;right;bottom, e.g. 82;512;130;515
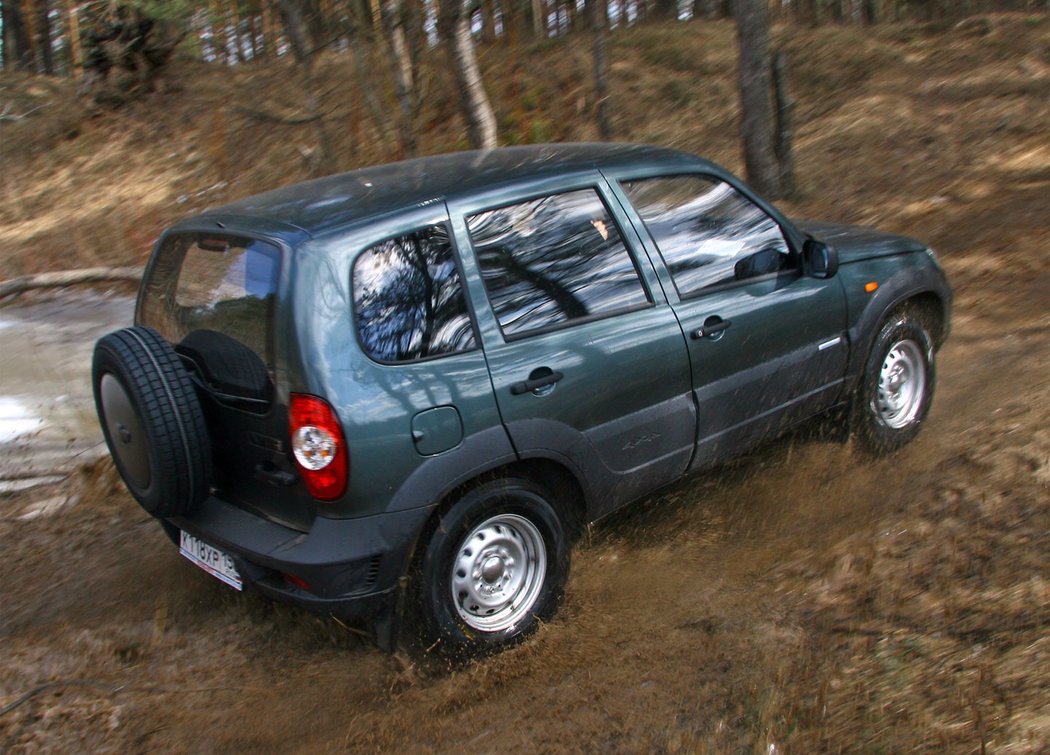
448;177;696;517
612;173;848;469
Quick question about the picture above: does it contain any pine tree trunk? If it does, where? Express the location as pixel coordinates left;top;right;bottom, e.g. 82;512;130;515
260;1;274;57
2;0;33;70
300;0;328;50
440;0;498;150
861;0;876;24
274;0;335;172
37;0;53;74
479;0;496;41
771;49;795;196
652;0;678;21
248;11;259;59
591;0;612;139
233;1;248;63
21;0;39;70
532;0;545;36
64;0;82;75
732;0;781;197
695;0;731;19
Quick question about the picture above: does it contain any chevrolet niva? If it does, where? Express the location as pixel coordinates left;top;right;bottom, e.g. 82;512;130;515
93;143;952;657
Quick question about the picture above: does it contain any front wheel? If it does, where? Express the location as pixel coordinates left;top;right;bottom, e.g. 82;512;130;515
852;311;936;454
408;478;570;659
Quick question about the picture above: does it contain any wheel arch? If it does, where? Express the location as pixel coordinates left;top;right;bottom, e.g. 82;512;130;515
416;458;588;558
900;290;949;347
392;457;587;606
845;271;951;386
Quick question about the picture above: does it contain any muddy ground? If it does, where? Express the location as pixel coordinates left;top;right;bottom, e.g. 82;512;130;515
1;14;1048;754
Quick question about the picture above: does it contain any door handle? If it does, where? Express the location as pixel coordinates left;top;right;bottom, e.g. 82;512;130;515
692;318;732;339
511;369;564;395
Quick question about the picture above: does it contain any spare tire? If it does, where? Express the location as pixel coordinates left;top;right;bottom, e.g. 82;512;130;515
93;326;212;517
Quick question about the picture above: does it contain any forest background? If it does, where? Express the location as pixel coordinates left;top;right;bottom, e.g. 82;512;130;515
1;0;1044;254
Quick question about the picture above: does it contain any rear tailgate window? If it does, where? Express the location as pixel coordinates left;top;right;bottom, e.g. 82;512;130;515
139;233;281;404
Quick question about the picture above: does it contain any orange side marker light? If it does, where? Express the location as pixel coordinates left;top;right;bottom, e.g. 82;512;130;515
864;281;879;293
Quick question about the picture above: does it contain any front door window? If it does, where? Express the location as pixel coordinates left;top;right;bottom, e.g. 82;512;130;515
623;175;795;296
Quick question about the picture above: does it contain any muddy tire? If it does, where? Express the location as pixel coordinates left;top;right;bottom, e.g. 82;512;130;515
93;326;211;517
852;310;936;454
408;478;570;659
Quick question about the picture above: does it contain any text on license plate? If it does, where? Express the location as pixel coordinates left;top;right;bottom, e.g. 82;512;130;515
179;530;243;591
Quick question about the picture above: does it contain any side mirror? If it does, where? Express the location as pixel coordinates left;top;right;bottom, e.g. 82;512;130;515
803;239;838;279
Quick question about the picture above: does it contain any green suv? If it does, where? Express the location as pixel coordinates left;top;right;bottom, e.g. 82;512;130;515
93;143;952;656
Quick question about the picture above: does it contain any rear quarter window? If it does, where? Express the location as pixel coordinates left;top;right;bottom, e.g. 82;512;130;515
352;224;477;363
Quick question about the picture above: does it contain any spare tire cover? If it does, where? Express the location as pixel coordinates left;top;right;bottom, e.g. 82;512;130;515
92;326;212;517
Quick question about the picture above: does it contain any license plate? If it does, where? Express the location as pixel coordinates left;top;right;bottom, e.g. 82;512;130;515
179;530;243;591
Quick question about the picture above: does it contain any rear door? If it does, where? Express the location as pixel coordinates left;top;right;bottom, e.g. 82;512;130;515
613;174;848;467
137;232;315;528
449;176;696;516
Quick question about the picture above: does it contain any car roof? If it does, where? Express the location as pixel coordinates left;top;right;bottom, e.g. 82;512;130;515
185;143;713;238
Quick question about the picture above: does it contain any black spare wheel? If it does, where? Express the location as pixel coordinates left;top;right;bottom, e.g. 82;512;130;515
93;326;212;517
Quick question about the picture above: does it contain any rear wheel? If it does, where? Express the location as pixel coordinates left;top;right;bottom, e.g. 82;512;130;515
408;478;570;658
93;326;211;517
852;311;936;454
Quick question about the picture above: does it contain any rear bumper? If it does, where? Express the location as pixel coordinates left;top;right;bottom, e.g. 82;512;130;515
165;496;436;643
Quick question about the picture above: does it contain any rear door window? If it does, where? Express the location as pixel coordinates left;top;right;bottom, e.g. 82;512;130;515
466;188;649;339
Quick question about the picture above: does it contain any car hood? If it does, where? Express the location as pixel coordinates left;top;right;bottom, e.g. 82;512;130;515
795;220;926;264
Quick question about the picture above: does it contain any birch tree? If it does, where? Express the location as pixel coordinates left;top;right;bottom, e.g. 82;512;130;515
438;0;498;150
381;0;420;157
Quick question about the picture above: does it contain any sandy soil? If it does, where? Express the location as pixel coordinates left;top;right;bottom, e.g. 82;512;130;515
1;14;1048;754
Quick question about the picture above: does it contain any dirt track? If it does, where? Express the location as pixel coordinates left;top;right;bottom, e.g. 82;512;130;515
2;15;1049;754
2;209;1047;754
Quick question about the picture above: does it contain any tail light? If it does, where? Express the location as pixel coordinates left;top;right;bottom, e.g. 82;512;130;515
289;393;348;501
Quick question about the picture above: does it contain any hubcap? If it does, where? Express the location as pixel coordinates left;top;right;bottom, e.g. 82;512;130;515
100;373;151;490
451;513;547;633
876;338;926;429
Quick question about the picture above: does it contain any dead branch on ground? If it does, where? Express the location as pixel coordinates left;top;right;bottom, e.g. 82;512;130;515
234;105;323;125
0;267;143;300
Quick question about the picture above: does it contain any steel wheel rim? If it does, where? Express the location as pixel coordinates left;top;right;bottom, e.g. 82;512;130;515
876;338;926;429
451;513;547;633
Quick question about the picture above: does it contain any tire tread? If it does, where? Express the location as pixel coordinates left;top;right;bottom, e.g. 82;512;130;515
93;326;212;517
